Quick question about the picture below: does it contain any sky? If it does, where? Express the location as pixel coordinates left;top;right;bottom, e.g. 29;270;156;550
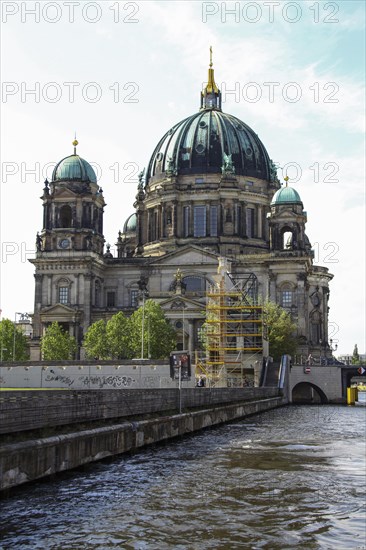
0;0;365;355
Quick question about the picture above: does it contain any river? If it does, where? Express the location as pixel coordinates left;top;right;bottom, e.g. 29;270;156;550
0;405;365;549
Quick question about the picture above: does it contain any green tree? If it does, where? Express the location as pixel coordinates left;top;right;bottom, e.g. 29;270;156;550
129;299;176;359
41;322;77;360
263;301;298;361
0;318;29;361
106;311;132;359
83;319;109;359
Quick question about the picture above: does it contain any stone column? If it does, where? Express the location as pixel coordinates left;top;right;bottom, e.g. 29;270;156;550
172;202;177;237
75;273;80;306
268;272;276;302
189;202;194;236
297;275;306;336
158;205;162;239
47;275;53;305
83;273;92;330
33;274;43;338
188;320;195;357
257;206;263;239
161;205;165;238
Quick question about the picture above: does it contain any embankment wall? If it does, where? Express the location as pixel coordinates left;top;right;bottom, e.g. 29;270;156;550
0;394;285;491
0;387;279;435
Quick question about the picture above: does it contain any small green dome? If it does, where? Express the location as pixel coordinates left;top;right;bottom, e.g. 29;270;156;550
271;186;302;205
52;154;97;183
123;213;137;233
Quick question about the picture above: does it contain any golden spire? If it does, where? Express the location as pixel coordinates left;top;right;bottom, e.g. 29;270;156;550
284;175;289;187
206;45;219;94
73;133;78;155
200;47;221;110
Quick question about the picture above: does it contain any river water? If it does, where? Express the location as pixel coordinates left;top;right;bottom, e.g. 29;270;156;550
0;405;365;550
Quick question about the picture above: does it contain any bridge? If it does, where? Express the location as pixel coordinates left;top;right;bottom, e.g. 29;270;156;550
259;355;361;404
289;364;362;404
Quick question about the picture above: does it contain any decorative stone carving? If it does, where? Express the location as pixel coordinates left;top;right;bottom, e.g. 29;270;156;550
221;153;235;176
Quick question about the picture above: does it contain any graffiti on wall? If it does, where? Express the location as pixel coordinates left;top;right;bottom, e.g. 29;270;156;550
44;373;136;389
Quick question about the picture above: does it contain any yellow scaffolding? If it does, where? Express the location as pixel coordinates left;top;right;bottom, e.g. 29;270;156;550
202;276;263;386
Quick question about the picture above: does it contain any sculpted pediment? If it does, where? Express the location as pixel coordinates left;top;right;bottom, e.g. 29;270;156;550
40;304;82;321
274;209;303;222
160;295;204;310
52;187;78;200
149;245;219;267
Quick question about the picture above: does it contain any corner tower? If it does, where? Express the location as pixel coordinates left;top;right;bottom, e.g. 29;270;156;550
40;139;105;255
29;139;106;359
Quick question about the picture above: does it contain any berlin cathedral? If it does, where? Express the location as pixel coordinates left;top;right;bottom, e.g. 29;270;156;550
29;56;333;366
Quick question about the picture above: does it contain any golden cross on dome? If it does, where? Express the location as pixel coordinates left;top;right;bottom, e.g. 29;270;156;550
73;133;78;154
284;175;289;187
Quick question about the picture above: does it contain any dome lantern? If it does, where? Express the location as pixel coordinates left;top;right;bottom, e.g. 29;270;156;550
200;46;222;111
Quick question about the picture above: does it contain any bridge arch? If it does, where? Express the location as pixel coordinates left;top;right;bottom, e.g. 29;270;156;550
292;382;328;404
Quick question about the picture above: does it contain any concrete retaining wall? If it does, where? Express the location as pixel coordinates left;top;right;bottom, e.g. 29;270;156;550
0;395;285;491
0;387;279;435
0;361;195;390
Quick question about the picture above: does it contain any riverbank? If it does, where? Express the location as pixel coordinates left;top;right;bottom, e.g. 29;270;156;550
0;394;285;491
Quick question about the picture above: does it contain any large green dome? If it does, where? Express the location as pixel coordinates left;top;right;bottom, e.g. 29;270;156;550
123;213;137;233
271;186;302;205
52;154;97;183
146;109;272;181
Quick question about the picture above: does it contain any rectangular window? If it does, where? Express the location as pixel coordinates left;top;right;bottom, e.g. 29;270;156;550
107;291;116;307
282;291;292;308
210;206;218;237
95;285;100;306
59;287;68;304
246;208;254;238
183;206;190;237
195;178;204;184
130;290;139;307
194;206;206;237
234;204;241;235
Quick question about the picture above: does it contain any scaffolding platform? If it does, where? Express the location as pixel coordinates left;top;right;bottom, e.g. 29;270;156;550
202;273;263;386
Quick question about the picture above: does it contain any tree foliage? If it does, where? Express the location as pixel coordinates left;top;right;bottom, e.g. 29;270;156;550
83;303;175;360
106;311;132;359
83;319;109;360
128;300;176;359
41;322;77;360
263;301;298;361
0;318;29;361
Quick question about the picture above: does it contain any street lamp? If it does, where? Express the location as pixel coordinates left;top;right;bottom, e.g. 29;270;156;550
319;338;325;365
182;303;186;350
13;312;29;361
319;338;338;365
329;338;338;352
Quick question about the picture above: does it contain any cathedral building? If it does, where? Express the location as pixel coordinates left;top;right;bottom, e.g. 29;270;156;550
29;58;333;367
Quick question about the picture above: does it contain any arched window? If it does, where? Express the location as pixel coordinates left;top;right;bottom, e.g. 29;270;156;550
60;205;72;228
282;229;293;250
183;276;206;293
56;277;71;305
280;283;294;309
